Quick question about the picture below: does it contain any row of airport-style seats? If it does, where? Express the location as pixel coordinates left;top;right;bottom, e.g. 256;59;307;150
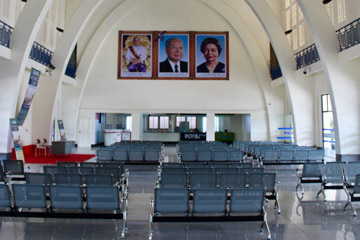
177;141;245;162
97;141;164;162
233;141;324;164
0;160;128;238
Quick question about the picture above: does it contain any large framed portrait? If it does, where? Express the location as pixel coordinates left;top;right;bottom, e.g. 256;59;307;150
118;32;153;79
157;32;190;79
195;32;229;80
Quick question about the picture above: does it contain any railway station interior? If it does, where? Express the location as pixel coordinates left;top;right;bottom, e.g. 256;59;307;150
0;0;360;239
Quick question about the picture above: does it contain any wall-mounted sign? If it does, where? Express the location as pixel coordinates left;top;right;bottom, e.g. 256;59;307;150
17;68;40;126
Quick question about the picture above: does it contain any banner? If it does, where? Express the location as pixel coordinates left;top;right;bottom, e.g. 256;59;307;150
58;120;66;141
17;68;40;126
10;118;24;161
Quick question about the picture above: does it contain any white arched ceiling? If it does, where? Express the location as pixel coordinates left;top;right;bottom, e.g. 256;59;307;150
65;0;280;143
297;0;360;160
200;0;271;139
0;0;53;153
32;0;104;142
62;0;148;142
246;0;315;146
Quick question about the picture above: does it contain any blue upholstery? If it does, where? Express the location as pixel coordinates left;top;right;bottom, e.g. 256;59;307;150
230;188;264;213
193;188;227;214
0;184;10;208
189;173;217;189
86;186;120;210
160;172;187;188
86;174;113;186
13;184;46;209
154;188;189;214
50;185;83;210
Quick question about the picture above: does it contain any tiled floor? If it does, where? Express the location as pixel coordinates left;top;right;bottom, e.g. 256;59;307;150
1;145;359;240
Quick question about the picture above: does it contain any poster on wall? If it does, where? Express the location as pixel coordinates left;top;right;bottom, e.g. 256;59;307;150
17;68;40;126
58;120;66;141
118;32;153;79
10;118;24;161
195;33;229;79
158;33;190;79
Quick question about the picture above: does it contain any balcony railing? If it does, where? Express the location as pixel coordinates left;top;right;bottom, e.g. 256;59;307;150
0;20;13;48
29;41;53;67
336;17;360;51
294;44;320;70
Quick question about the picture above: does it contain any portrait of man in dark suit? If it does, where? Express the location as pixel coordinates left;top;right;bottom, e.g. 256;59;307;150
159;38;188;73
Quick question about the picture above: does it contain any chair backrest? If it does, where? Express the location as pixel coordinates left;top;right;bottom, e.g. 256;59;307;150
13;184;46;209
36;139;41;144
128;148;144;161
231;162;252;168
230;188;264;213
294;150;309;162
189;173;217;189
278;149;294;162
0;184;11;208
160;172;187;188
144;149;160;162
25;173;52;185
321;163;345;184
309;149;324;162
343;162;360;184
214;167;239;174
207;162;229;168
302;163;322;178
43;166;67;174
219;173;247;189
354;174;360;194
50;185;83;209
80;162;100;168
95;167;120;184
212;150;227;161
0;167;5;182
240;167;264;174
263;150;278;162
187;167;213;174
197;149;212;162
161;167;187;174
86;174;113;186
3;160;24;175
193;188;227;214
228;150;244;161
97;149;113;161
161;163;183;168
86;185;120;210
183;162;205;168
154;188;189;214
57;161;78;168
55;173;82;186
113;149;128;161
181;150;196;162
69;166;95;175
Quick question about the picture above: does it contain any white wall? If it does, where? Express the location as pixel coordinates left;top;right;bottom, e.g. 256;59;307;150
77;0;273;145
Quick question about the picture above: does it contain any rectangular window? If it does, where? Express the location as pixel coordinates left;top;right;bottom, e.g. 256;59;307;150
286;10;291;30
326;2;335;26
285;0;290;9
337;0;346;24
149;116;158;129
176;116;186;127
187;116;196;129
292;29;298;50
292;4;297;27
159;116;169;129
299;23;305;47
